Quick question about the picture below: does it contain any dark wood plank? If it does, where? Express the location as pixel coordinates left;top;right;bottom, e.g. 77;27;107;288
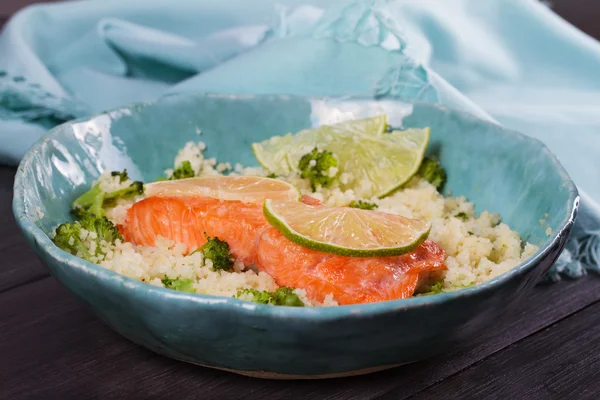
0;0;597;41
403;299;600;400
551;0;600;41
210;278;600;400
0;1;600;400
0;278;231;400
0;167;49;293
1;271;598;400
0;0;59;19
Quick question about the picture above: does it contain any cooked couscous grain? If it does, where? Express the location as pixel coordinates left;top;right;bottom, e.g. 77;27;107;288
94;141;538;304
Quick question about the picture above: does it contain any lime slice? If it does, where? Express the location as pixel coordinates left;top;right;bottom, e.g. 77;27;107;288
251;115;388;175
145;176;300;203
251;133;295;175
286;128;429;198
264;199;431;257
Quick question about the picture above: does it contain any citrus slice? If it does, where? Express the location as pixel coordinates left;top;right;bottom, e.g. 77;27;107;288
251;115;388;175
263;199;431;257
251;133;295;176
145;176;300;203
286;128;429;198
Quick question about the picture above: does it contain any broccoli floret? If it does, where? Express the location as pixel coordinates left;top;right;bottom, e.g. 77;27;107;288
455;212;469;221
111;169;129;183
298;147;338;191
348;200;378;210
79;214;123;244
169;161;195;180
419;281;445;296
53;215;122;262
103;181;144;208
72;170;144;217
161;275;195;293
271;287;305;307
197;236;233;271
418;157;447;190
53;221;92;260
235;286;304;307
236;288;274;304
72;184;105;218
266;172;278;179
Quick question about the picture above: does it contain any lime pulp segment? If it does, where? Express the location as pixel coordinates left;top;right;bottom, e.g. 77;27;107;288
263;199;431;257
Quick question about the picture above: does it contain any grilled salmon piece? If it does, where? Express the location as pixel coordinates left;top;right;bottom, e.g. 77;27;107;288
119;196;446;305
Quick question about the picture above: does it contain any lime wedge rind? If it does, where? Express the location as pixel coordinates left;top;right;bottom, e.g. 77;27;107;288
251;133;295;174
263;199;431;257
253;118;430;199
251;115;388;175
375;127;431;198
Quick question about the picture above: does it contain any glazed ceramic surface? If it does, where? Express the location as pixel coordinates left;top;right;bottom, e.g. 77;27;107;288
13;94;578;378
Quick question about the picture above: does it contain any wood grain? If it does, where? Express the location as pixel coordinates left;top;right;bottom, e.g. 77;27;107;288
0;0;59;19
191;278;600;400
6;165;600;399
1;1;600;399
1;259;598;399
406;300;600;400
551;0;600;40
0;167;48;293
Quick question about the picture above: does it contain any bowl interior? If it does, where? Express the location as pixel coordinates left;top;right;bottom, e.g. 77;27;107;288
16;93;577;288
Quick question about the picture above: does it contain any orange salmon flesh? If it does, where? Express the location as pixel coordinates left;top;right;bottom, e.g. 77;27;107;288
119;196;447;305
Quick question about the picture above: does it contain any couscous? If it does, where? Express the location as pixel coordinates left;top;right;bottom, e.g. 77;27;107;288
53;116;538;307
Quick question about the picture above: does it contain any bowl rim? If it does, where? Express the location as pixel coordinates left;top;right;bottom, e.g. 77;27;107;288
13;93;580;320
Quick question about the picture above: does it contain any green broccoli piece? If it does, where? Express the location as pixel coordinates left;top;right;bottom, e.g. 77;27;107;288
53;215;122;262
266;172;278;179
271;287;305;307
53;221;92;260
235;288;274;304
298;147;339;191
169;161;195;180
419;281;445;296
455;212;469;221
79;214;123;244
348;200;378;210
111;169;129;183
235;286;304;307
418;157;447;191
161;275;195;293
72;170;144;217
197;236;233;271
103;181;144;208
72;184;105;218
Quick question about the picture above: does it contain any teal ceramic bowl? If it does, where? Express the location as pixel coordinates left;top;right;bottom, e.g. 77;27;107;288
14;94;578;379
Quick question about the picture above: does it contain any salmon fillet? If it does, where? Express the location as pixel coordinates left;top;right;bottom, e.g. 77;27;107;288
120;196;446;305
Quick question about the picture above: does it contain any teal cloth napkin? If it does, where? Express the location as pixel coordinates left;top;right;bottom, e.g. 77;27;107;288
1;0;598;280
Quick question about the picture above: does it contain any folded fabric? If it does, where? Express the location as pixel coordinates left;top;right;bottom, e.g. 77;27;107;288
0;0;598;279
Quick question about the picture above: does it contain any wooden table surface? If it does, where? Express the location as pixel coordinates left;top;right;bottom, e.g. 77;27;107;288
2;2;600;399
